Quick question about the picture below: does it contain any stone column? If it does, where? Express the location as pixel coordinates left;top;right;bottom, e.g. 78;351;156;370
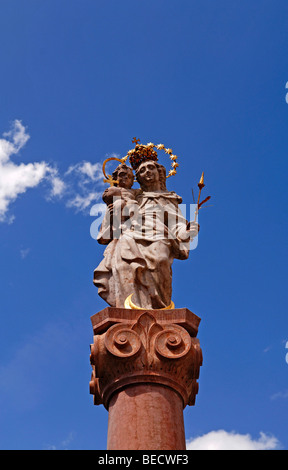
89;307;202;451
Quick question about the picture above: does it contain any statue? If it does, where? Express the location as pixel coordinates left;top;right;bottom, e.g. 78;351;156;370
93;140;209;310
89;140;208;448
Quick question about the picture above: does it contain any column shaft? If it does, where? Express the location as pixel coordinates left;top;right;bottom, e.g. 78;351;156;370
107;384;186;450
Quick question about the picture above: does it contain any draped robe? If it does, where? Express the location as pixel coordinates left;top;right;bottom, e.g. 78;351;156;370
93;190;191;309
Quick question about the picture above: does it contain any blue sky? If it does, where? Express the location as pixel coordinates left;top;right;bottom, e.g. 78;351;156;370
0;0;288;450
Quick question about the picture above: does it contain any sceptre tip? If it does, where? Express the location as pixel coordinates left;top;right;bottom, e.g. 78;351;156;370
198;172;205;190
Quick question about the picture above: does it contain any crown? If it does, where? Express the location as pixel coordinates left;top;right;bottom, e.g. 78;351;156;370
102;138;179;186
125;138;179;177
127;139;158;170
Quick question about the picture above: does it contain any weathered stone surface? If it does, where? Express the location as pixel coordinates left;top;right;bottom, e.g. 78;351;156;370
93;160;200;309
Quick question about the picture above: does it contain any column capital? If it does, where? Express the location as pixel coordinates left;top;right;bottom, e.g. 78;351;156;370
90;307;202;410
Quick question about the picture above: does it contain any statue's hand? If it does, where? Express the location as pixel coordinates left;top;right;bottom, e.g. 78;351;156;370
187;221;200;239
177;221;200;242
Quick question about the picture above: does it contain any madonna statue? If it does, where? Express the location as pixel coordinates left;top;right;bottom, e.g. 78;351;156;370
93;141;200;310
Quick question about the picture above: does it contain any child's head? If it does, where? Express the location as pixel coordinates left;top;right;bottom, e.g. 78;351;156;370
112;163;134;189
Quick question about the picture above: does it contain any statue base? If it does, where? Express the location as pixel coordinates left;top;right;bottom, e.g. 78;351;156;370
90;307;203;450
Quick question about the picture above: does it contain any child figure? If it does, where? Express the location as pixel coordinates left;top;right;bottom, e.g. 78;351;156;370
97;163;140;244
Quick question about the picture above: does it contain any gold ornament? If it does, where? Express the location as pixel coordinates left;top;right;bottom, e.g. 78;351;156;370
102;155;129;186
124;293;175;310
102;138;180;185
124;139;180;179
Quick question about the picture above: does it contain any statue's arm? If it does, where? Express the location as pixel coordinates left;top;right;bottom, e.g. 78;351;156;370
102;186;121;205
97;187;122;245
166;201;200;242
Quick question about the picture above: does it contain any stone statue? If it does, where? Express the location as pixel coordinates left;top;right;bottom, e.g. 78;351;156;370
90;141;206;447
93;141;201;310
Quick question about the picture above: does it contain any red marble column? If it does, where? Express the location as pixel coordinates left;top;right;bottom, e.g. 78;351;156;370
89;307;202;451
107;384;185;450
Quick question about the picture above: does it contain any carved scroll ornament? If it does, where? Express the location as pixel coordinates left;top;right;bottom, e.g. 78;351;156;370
90;311;202;409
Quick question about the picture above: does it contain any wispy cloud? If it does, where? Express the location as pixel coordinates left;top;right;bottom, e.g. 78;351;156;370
186;430;280;450
270;390;288;401
20;247;30;259
46;169;66;198
0;120;107;222
0;120;65;222
64;160;104;212
66;191;102;212
66;161;103;183
44;432;75;451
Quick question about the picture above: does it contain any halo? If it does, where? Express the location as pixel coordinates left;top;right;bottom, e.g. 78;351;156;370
125;142;179;178
102;155;129;186
102;140;179;186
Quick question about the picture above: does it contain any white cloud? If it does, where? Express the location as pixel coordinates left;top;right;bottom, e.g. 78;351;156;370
270;390;288;401
44;431;75;451
45;167;66;198
0;119;30;163
0;120;65;222
20;247;30;259
186;430;280;450
66;191;102;212
0;158;49;221
0;119;109;221
66;161;103;183
64;160;104;212
50;175;66;197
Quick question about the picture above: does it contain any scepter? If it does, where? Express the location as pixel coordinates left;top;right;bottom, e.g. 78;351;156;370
193;172;211;222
